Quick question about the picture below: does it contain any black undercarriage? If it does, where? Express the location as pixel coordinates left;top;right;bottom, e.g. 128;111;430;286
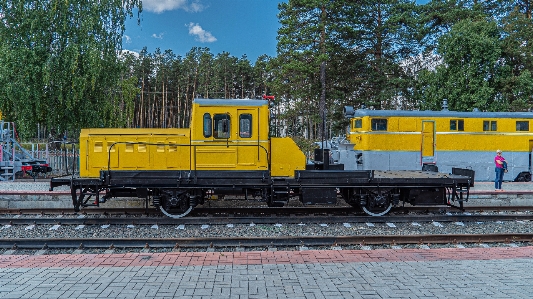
50;168;474;217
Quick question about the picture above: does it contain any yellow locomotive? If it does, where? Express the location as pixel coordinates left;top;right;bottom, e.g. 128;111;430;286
51;99;473;217
79;99;305;178
341;105;533;182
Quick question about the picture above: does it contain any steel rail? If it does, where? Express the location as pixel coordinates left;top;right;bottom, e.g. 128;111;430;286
1;205;532;217
1;214;533;225
1;234;532;250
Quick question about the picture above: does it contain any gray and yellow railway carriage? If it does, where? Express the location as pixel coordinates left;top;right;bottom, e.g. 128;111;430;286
50;99;474;217
341;107;533;182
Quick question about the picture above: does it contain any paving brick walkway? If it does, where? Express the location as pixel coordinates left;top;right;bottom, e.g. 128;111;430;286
1;247;532;298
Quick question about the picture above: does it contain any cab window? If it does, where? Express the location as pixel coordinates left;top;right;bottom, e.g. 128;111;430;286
213;114;230;139
353;119;362;129
516;121;529;131
203;113;212;137
371;118;387;131
239;114;252;138
483;120;497;131
450;119;464;131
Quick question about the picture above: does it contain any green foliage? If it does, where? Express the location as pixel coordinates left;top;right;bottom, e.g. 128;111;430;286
498;8;533;111
3;0;533;143
417;6;533;112
0;0;141;138
415;1;533;112
271;0;422;139
417;19;503;111
119;47;274;129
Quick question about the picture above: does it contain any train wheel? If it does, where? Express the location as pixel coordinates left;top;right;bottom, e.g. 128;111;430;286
156;191;194;219
362;203;392;216
362;193;393;216
159;205;193;219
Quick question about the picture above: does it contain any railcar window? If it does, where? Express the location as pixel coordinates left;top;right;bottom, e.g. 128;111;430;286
214;114;231;139
239;114;252;138
450;119;464;131
168;142;177;152
371;119;387;131
353;119;362;129
516;121;529;131
483;120;497;131
203;113;212;138
94;141;103;152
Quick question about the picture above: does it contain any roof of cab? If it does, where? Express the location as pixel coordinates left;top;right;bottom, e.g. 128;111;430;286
353;109;533;119
193;98;269;107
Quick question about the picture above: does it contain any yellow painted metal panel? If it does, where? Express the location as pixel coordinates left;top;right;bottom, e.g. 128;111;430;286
86;138;113;173
80;128;190;177
237;145;257;166
270;137;306;177
120;141;138;168
195;147;237;168
399;119;417;132
166;138;190;169
151;138;167;170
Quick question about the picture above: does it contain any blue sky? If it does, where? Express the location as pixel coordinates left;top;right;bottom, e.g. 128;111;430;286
123;0;430;63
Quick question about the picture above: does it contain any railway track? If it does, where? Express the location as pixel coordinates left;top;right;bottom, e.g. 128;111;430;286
0;206;532;224
1;234;532;251
2;207;532;253
1;205;532;215
1;213;533;225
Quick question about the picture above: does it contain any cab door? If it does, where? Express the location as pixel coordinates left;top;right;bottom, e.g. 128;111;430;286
421;120;436;165
237;109;257;166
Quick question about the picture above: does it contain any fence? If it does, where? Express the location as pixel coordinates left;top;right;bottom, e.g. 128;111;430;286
22;143;79;177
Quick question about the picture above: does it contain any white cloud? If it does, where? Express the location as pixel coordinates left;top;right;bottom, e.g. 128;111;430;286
188;1;204;12
152;33;164;39
142;0;205;14
119;49;140;59
124;35;132;44
187;23;217;43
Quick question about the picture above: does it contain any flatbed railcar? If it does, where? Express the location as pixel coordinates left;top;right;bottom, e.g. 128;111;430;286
340;104;533;182
50;98;474;217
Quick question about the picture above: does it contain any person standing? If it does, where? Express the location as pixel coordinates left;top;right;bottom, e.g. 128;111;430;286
494;149;505;191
